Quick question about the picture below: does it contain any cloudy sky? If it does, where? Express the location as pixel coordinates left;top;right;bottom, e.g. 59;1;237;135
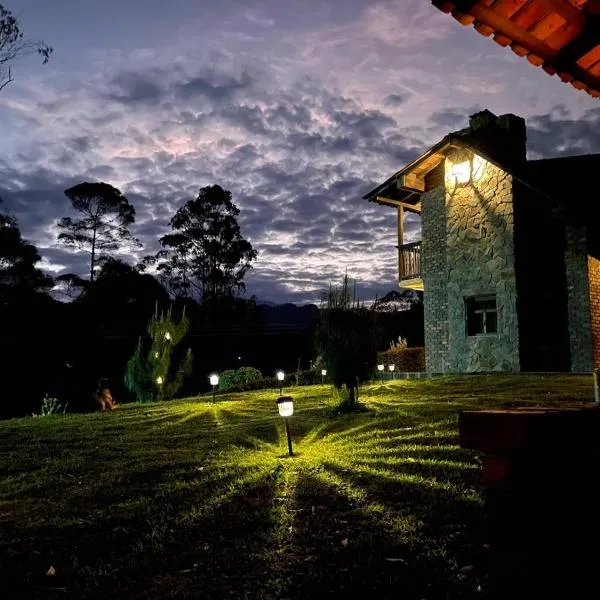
1;0;599;304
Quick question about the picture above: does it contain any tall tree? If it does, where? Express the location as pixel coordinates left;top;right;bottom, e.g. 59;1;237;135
0;3;52;92
0;203;53;301
57;182;139;283
149;185;257;302
315;274;379;410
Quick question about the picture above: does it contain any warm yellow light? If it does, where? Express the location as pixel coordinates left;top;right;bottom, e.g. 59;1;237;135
445;151;484;187
209;373;219;386
449;160;471;184
276;397;294;417
321;369;327;376
388;364;395;372
156;376;163;385
276;370;285;382
377;364;384;371
164;331;171;341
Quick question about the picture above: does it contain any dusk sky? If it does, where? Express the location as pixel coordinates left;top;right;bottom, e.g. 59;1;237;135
1;0;599;304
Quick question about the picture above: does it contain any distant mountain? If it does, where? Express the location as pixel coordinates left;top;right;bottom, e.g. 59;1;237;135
259;302;319;330
372;290;422;313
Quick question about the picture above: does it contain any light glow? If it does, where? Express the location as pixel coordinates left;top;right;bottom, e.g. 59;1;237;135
156;376;163;385
164;331;172;341
321;369;327;376
377;364;384;372
209;373;219;386
276;396;294;417
388;364;395;372
276;370;285;382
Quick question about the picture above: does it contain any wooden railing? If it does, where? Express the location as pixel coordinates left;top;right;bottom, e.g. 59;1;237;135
398;241;422;281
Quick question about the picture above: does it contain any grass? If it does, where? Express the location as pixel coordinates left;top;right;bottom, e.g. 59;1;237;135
0;374;595;599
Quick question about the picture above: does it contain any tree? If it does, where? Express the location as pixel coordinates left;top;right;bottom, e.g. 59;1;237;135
315;274;380;410
57;182;140;283
1;203;53;301
1;4;52;92
124;306;193;402
148;185;257;302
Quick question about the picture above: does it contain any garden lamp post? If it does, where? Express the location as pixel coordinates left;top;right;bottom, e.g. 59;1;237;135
276;370;285;396
209;373;219;404
388;364;395;380
276;396;294;457
378;364;384;384
321;369;327;384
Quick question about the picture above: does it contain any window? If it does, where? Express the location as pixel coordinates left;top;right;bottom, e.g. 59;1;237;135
465;295;497;336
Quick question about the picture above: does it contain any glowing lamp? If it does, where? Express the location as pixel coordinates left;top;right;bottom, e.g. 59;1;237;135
164;331;172;341
276;370;285;382
377;364;384;372
276;396;294;457
445;150;484;188
388;364;395;372
209;373;219;404
156;376;163;385
154;352;159;358
276;396;294;417
321;369;327;376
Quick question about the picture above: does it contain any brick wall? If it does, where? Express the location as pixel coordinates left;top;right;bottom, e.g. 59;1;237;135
565;225;594;371
587;256;600;368
422;185;449;373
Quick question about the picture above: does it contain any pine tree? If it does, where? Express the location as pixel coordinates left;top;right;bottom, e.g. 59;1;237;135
125;305;193;402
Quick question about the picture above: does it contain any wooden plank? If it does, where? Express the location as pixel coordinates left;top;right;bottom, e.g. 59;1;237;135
545;22;581;49
527;52;546;64
475;20;496;35
402;173;426;192
577;44;600;68
538;0;588;28
493;0;529;18
493;32;514;45
470;3;559;59
590;59;600;75
398;206;404;248
512;1;550;29
376;197;422;213
529;13;567;40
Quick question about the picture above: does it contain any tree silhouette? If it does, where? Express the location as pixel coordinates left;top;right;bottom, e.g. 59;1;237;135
0;3;52;92
147;185;257;302
57;182;140;283
1;203;53;302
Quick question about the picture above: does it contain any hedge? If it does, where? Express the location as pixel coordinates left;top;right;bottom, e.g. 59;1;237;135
376;346;425;372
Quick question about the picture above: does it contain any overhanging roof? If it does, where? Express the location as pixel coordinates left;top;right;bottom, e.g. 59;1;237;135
432;0;600;98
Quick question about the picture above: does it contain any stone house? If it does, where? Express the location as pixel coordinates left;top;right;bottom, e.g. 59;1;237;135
363;110;600;373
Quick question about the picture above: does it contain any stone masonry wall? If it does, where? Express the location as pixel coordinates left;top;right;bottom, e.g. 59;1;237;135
565;225;594;371
587;256;600;369
446;158;520;372
422;185;449;373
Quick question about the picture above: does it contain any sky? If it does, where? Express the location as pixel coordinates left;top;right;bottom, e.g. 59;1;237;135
1;0;599;304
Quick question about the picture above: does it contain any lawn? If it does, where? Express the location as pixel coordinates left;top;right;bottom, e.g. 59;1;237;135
0;374;595;599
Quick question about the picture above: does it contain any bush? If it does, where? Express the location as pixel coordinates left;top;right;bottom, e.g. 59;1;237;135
377;346;425;372
292;369;322;386
32;395;68;417
219;366;263;391
216;375;278;394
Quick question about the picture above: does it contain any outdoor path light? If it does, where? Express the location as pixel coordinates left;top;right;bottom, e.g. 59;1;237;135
276;396;294;456
389;364;395;380
321;368;327;384
378;364;384;384
209;373;219;404
276;370;285;396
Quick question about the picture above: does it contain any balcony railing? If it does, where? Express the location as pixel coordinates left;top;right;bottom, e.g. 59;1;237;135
398;241;422;281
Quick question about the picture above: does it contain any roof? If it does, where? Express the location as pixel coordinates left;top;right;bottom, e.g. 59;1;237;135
432;0;600;98
363;111;532;208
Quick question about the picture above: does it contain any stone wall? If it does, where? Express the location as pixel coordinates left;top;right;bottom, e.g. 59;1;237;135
587;256;600;368
445;157;520;372
565;225;594;371
421;185;449;373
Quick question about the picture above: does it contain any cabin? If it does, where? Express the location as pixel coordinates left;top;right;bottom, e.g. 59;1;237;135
364;109;600;373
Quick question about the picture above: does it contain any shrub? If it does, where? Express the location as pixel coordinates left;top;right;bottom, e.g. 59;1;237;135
125;305;193;402
216;375;278;394
377;346;425;372
32;395;67;417
219;366;263;391
291;369;322;386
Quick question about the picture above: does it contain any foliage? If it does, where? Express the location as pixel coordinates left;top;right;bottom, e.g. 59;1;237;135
125;306;193;402
389;335;408;350
1;375;593;598
315;274;380;410
0;4;52;92
218;366;263;391
0;204;53;299
31;395;67;417
377;346;426;373
291;369;323;386
145;185;257;301
57;182;140;282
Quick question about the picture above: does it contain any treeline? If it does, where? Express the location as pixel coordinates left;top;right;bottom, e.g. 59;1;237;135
0;182;423;419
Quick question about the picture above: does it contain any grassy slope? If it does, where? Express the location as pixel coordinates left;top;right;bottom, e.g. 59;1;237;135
0;374;594;599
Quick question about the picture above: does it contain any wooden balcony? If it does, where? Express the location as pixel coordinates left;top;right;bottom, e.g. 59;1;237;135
398;241;423;291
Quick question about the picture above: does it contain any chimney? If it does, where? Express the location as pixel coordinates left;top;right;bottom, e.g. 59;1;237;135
467;110;527;166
